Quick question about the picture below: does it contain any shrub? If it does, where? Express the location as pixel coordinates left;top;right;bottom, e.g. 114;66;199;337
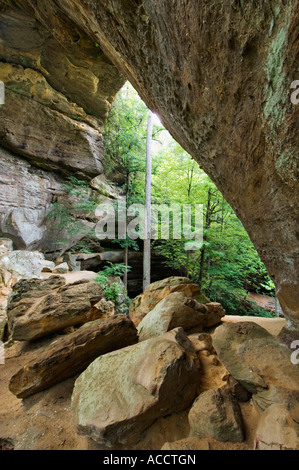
100;262;132;278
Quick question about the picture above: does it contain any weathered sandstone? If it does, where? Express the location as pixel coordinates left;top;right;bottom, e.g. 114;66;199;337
71;328;200;448
188;386;245;443
0;1;298;332
7;277;103;341
137;291;224;341
9;315;138;399
129;276;210;326
213;322;299;408
8;0;296;333
255;404;299;450
0;3;124;252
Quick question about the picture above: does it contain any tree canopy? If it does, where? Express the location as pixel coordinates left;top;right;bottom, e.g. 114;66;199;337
102;82;276;316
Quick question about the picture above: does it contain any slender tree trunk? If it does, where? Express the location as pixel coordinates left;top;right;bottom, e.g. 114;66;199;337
123;243;128;290
198;247;206;290
143;110;153;291
198;188;212;289
123;171;130;290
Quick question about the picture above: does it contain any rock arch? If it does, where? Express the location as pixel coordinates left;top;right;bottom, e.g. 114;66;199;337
0;0;298;335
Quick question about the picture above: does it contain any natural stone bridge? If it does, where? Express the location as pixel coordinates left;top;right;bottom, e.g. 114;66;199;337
0;0;298;336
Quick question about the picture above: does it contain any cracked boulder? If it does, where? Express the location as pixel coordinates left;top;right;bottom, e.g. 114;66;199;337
9;315;138;399
7;276;103;341
71;328;200;448
188;386;245;443
212;322;299;409
137;291;224;341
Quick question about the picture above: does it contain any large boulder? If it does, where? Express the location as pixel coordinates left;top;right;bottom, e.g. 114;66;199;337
212;322;299;408
0;0;299;335
0;251;45;280
129;276;210;326
188;386;245;443
255;404;299;450
71;328;200;448
9;315;138;399
137;292;224;341
7;277;103;341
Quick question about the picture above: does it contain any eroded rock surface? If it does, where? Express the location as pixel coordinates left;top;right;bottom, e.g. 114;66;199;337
255;404;299;450
129;276;209;326
0;3;124;252
7;277;103;341
188;386;245;443
6;0;296;332
0;1;298;331
9;315;138;399
137;291;224;341
71;328;200;448
213;322;299;409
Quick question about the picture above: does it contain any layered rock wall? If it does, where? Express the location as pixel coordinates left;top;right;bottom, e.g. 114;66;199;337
23;0;298;332
0;3;125;251
0;1;298;331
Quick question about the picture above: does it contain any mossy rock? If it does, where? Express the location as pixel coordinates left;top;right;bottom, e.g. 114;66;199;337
129;276;207;326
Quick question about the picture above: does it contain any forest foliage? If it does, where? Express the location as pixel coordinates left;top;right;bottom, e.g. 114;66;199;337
102;83;276;317
47;82;276;317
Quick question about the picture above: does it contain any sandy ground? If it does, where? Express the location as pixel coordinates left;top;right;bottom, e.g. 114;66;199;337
41;271;99;284
0;314;286;451
222;315;286;337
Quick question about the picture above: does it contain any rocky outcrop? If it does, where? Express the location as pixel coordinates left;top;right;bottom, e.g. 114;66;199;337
129;277;210;326
188;387;245;443
213;322;299;409
7;277;103;341
0;251;45;280
9;315;138;399
137;292;225;341
255;404;299;450
0;147;102;254
7;0;297;333
1;1;297;332
0;3;125;252
0;149;69;251
0;247;52;341
71;328;200;448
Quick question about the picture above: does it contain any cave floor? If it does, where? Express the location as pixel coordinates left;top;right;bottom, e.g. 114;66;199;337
0;315;285;451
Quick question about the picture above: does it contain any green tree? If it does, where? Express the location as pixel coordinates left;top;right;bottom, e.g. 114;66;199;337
102;83;162;288
152;148;275;316
103;82;275;316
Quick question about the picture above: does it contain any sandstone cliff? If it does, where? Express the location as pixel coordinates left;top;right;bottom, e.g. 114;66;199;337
0;2;125;252
0;0;298;333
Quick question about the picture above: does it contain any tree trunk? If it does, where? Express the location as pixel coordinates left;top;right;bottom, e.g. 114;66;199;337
198;188;212;289
123;243;129;290
143;110;153;291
